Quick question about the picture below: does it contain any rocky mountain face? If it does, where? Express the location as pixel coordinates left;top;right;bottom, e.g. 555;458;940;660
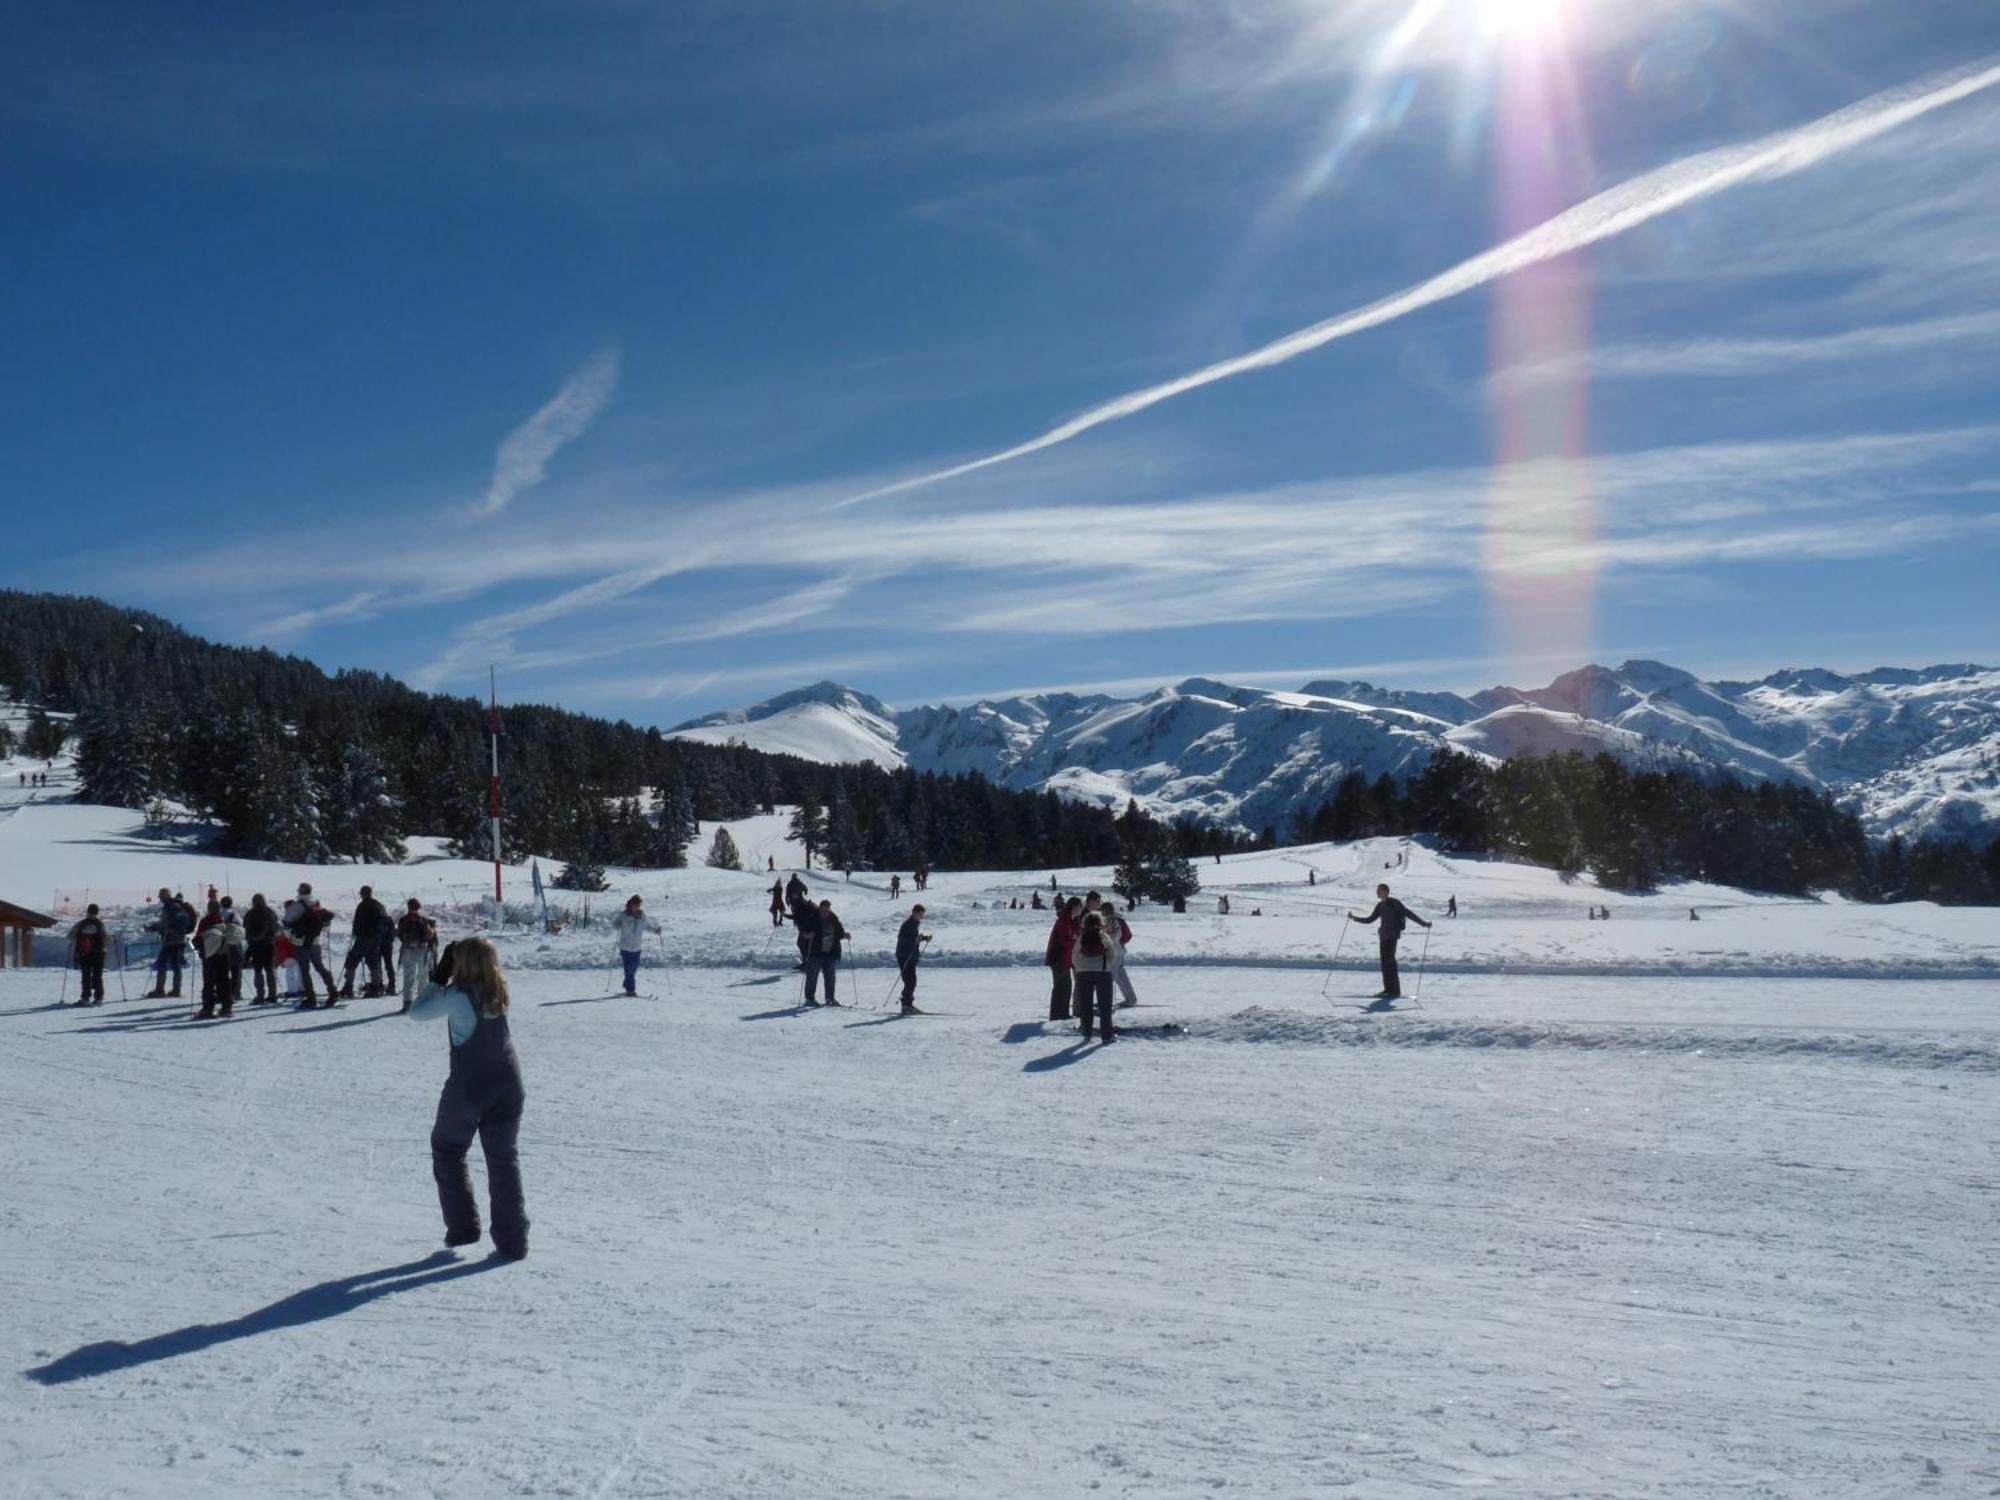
669;664;2000;842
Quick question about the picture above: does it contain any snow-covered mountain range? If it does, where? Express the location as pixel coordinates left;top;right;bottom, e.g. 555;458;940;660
669;662;2000;842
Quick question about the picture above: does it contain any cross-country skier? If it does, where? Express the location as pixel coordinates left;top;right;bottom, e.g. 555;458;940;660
890;873;902;901
407;938;528;1260
340;886;389;998
611;895;661;997
1071;910;1117;1042
66;904;108;1006
286;891;339;1008
396;899;438;1011
787;881;816;970
243;894;279;1004
767;879;785;928
1446;895;1458;918
1045;896;1080;1021
895;904;930;1014
144;887;191;998
803;899;848;1006
1349;884;1431;1001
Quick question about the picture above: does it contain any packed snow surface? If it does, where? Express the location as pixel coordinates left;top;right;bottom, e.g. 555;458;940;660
4;801;1999;1496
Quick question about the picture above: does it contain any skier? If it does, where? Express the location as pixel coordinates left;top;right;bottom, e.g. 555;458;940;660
217;897;246;1006
1690;907;1700;921
407;938;529;1261
1348;883;1431;1001
287;891;339;1008
611;894;661;997
803;899;848;1006
1102;900;1139;1008
895;903;930;1014
1308;869;1316;887
243;893;279;1004
890;873;902;901
144;887;191;998
1217;893;1231;916
66;904;108;1006
787;881;816;970
1447;895;1458;918
1071;910;1117;1043
340;886;390;998
1044;896;1080;1021
1030;890;1044;911
195;900;230;1016
395;899;438;1011
767;879;785;928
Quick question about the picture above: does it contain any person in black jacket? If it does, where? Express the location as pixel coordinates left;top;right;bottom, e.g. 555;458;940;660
787;884;816;971
67;904;109;1006
341;886;390;998
289;897;339;1008
1349;884;1431;1000
243;893;279;1004
803;899;848;1007
895;904;930;1014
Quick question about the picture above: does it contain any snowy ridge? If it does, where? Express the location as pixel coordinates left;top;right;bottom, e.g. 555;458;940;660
669;660;2000;840
1184;1007;2000;1072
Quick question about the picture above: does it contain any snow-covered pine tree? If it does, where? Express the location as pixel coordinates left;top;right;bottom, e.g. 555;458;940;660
74;707;157;807
242;741;332;863
22;708;66;760
788;794;826;869
553;859;608;892
823;784;861;870
324;742;407;864
1141;849;1201;905
705;827;742;869
650;779;695;868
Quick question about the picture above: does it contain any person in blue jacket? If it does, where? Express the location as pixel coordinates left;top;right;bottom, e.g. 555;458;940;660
408;937;529;1260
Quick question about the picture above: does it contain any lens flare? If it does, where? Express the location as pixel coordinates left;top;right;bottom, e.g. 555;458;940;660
1485;21;1597;678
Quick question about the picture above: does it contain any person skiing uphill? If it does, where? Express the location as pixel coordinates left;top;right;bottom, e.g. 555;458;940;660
767;879;785;928
895;904;931;1014
66;904;108;1006
341;886;390;998
611;895;661;997
804;899;849;1006
1349;883;1431;1001
408;938;529;1260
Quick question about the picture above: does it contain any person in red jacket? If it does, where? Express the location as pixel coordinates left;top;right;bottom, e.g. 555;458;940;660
1044;896;1081;1021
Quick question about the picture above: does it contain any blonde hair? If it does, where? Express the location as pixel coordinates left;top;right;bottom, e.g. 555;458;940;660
451;937;511;1016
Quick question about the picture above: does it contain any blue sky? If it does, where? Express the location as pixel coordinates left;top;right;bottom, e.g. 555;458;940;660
4;1;1998;721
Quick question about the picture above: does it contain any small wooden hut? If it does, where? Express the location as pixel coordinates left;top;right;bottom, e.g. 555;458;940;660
0;898;57;969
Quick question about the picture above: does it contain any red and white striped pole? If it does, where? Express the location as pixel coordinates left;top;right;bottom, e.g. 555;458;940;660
488;666;503;904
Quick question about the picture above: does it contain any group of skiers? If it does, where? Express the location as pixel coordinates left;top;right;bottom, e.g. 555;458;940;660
96;882;439;1016
1044;891;1140;1041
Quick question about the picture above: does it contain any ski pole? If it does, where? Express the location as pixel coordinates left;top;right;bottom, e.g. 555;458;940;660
1321;916;1350;998
651;931;673;997
115;935;129;1002
1413;925;1434;1004
60;958;72;1007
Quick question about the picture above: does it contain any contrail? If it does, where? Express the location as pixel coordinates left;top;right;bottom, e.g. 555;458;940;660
836;55;2000;509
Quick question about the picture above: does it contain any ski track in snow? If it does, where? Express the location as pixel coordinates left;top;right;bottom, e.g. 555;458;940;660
4;960;1999;1499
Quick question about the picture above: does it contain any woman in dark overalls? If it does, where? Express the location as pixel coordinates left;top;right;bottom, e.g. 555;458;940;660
407;938;529;1260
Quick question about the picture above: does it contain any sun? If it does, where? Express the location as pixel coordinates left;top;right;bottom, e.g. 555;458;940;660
1479;0;1566;39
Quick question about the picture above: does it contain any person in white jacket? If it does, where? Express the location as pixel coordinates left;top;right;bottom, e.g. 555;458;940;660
1069;909;1119;1043
611;894;662;997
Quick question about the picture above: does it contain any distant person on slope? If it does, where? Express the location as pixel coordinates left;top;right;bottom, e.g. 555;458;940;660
895;904;930;1014
67;904;108;1006
1446;895;1458;918
1349;884;1431;1001
804;899;848;1007
767;879;785;928
612;895;661;998
396;899;438;1011
408;938;529;1260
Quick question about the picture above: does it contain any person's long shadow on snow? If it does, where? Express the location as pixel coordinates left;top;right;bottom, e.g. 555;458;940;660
1022;1040;1097;1073
24;1252;501;1385
280;1010;399;1035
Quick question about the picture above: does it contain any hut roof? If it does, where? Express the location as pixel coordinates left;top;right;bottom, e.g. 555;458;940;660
0;899;57;929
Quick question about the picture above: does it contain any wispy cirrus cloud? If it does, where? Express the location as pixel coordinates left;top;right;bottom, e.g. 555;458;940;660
474;345;621;517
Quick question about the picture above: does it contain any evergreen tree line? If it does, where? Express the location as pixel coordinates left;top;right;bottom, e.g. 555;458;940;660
2;591;1238;872
1292;750;2000;905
